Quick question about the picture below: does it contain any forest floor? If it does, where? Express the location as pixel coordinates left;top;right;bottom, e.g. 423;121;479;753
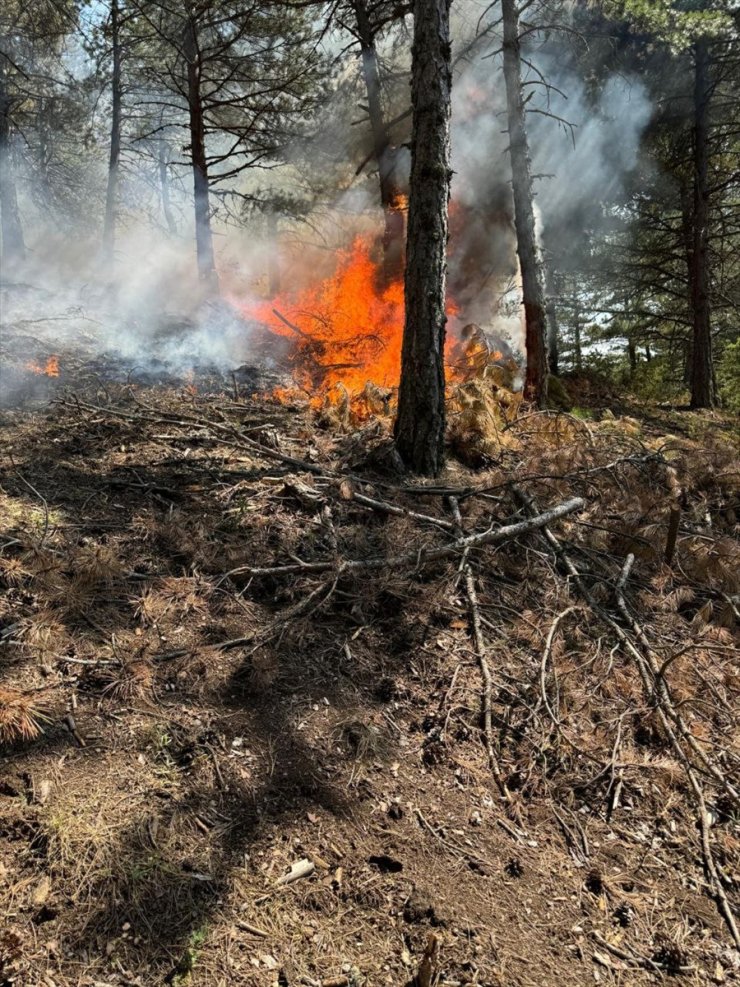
1;357;739;987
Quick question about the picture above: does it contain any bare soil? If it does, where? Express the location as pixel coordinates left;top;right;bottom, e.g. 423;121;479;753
1;365;739;987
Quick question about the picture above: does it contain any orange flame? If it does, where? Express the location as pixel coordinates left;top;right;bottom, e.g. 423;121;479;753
245;235;459;407
26;356;60;377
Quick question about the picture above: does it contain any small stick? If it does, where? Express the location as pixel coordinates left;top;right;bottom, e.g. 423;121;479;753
271;307;310;339
63;713;85;748
539;607;579;727
664;505;680;564
416;933;440;987
236;920;269;938
448;497;508;797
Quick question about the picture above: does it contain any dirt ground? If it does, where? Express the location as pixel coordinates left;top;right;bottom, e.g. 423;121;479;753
1;363;739;987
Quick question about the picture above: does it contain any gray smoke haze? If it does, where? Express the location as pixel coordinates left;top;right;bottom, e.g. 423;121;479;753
449;31;652;351
1;2;651;396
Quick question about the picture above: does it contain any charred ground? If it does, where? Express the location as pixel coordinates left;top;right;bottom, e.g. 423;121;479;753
0;371;739;987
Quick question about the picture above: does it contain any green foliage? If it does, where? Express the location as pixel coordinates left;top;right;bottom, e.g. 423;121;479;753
546;375;572;410
629;356;688;403
717;339;740;413
603;0;734;49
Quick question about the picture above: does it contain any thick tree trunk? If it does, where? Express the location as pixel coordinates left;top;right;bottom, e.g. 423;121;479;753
394;0;452;476
102;0;122;259
354;0;405;281
183;15;218;289
158;141;177;235
501;0;548;406
0;71;26;268
689;39;714;409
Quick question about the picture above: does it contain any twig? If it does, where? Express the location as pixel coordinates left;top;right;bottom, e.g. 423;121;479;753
448;496;508;797
342;485;454;531
415;809;493;871
539;607;579;727
271;307;310;339
591;931;694;973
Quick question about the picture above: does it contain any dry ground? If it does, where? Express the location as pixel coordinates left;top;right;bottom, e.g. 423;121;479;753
1;365;739;987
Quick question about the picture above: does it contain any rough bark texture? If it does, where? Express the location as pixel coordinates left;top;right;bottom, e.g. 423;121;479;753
158;140;177;235
544;261;559;375
393;0;452;477
689;39;714;409
0;69;26;267
354;0;405;281
183;15;218;289
102;0;122;259
501;0;548;406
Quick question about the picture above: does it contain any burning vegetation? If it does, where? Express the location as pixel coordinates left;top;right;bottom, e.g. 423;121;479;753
1;0;739;985
241;231;518;417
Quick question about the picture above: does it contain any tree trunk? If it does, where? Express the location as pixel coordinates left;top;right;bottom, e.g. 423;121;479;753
627;336;637;373
501;0;548;406
573;293;582;373
183;14;218;289
102;0;122;259
544;261;559;375
0;70;26;268
394;0;452;476
158;140;177;235
689;39;714;409
266;210;280;297
354;0;405;281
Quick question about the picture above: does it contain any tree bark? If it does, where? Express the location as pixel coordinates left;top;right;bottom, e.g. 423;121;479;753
354;0;405;281
266;209;280;296
688;39;714;409
544;260;559;375
501;0;548;406
627;336;637;373
158;140;177;235
394;0;452;476
102;0;122;259
0;69;26;268
183;14;218;289
573;292;582;373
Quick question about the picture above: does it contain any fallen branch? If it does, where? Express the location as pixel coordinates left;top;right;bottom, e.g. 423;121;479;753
539;606;579;727
512;486;740;948
219;496;585;582
449;497;508;797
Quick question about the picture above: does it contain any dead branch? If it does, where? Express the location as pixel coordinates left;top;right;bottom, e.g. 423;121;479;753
539;606;579;727
449;497;508;797
512;486;740;947
220;496;585;582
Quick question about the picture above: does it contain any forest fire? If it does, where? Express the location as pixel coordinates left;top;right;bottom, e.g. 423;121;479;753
245;235;472;410
25;355;60;377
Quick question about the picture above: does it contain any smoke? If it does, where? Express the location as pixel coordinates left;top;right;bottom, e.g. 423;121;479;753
448;22;652;351
0;3;651;399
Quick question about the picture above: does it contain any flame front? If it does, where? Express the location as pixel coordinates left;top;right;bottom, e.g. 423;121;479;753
26;356;60;377
250;236;405;401
245;234;461;407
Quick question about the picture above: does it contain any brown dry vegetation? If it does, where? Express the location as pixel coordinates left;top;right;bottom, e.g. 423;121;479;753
1;375;739;987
